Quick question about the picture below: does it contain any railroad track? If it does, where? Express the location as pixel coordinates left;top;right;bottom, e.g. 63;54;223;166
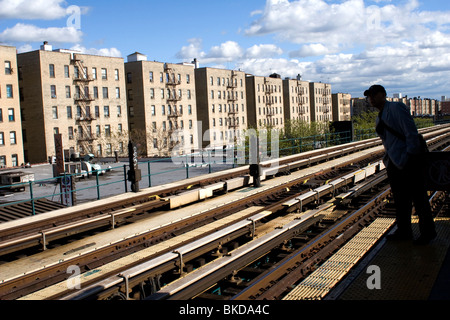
0;125;447;258
0;125;449;300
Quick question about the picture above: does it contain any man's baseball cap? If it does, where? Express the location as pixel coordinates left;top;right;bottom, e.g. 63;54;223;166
364;85;386;97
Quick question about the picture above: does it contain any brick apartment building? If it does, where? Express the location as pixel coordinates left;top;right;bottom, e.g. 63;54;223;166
2;43;359;167
194;67;247;148
283;75;311;124
17;42;128;164
332;93;351;121
310;82;332;122
0;45;25;168
246;74;285;131
125;52;199;156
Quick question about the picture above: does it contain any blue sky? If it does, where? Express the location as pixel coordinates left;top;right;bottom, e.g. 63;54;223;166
2;0;450;100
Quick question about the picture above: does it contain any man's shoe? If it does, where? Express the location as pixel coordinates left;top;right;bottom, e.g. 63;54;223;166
386;231;413;241
413;232;437;246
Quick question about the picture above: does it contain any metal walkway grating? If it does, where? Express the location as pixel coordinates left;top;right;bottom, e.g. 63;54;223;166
283;217;395;300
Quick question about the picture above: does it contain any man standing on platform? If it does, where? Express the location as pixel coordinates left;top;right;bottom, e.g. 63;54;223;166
364;85;436;245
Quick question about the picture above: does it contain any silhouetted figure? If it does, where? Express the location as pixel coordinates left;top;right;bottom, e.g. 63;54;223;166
364;85;436;245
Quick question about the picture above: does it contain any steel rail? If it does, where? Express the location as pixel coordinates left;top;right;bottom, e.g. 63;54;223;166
3;124;450;300
0;148;384;299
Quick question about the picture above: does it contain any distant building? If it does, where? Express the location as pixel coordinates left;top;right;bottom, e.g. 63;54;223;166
0;45;25;168
283;75;311;123
309;82;332;122
194;67;247;148
441;101;450;114
17;42;128;164
246;74;285;131
332;93;351;122
125;52;199;156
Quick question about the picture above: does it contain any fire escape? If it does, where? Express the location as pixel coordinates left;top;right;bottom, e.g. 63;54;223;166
322;83;330;121
264;78;274;127
227;71;238;131
72;55;96;154
165;64;182;150
297;80;306;120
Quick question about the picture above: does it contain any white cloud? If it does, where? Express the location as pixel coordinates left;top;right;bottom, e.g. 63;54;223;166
176;0;450;98
290;43;330;58
0;0;68;20
245;44;283;58
205;41;243;63
0;23;82;43
176;38;205;60
70;44;122;58
177;40;283;65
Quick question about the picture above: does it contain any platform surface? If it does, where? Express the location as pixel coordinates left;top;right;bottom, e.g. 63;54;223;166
334;216;450;300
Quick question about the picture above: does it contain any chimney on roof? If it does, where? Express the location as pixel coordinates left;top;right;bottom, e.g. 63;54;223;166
192;58;199;69
40;41;52;51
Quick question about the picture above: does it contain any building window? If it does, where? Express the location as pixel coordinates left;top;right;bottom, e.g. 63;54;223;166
92;67;97;80
94;87;98;99
186;74;190;84
64;65;69;78
0;132;4;145
101;68;107;80
115;87;120;98
65;86;71;98
6;85;13;98
5;61;12;75
11;154;18;167
151;105;156;116
52;106;58;119
95;106;100;118
104;106;110;117
115;69;119;80
8;108;14;121
0;109;2;122
188;105;192;115
68;127;74;140
102;87;108;99
51;85;57;98
49;64;55;78
106;143;112;155
10;131;16;145
105;125;111;137
74;66;80;79
117;105;122;117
